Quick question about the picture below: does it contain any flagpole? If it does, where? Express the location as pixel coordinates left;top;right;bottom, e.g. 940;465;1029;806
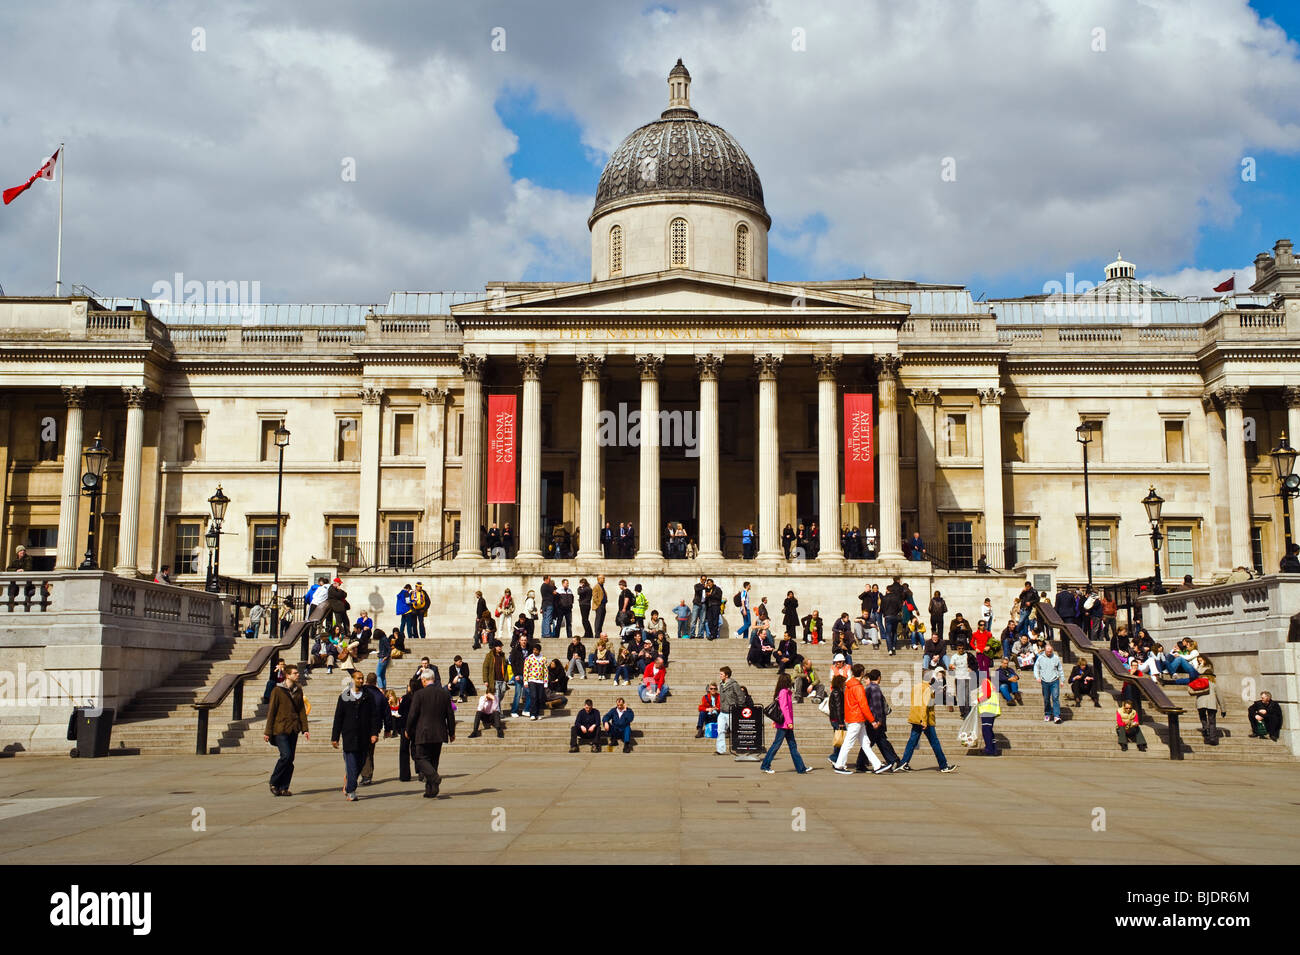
55;143;64;296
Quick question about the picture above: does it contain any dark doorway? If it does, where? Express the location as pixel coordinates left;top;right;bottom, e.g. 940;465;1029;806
541;471;565;545
796;471;819;527
662;478;697;539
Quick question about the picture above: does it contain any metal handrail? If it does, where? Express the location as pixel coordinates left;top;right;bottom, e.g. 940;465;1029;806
1035;603;1186;760
191;603;324;755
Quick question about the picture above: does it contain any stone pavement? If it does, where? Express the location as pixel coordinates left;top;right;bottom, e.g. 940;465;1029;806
0;750;1297;864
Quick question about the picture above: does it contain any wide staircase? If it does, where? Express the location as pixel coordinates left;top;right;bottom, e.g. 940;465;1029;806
128;627;1296;764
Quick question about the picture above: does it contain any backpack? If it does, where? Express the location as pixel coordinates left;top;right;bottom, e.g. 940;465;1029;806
412;589;429;612
733;591;742;608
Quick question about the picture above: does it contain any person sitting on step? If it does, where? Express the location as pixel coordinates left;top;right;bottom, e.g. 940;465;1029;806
696;683;720;738
602;698;636;752
570;699;601;752
469;691;504;739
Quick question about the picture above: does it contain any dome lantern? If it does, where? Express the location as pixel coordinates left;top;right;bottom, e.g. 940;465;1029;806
667;58;692;112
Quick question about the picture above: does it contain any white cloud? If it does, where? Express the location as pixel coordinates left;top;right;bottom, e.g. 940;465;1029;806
1141;264;1257;298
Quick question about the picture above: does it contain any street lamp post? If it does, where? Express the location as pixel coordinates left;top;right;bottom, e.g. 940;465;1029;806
78;433;111;570
1270;432;1299;569
1142;485;1165;595
270;425;290;637
1076;423;1095;592
205;485;230;593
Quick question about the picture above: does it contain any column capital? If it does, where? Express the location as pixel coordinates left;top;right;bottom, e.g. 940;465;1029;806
577;354;605;381
695;353;724;380
517;354;547;381
1283;386;1300;409
754;353;783;380
123;386;152;409
460;354;486;382
360;386;385;406
909;386;939;405
635;354;664;380
978;387;1005;407
1214;385;1248;408
812;354;841;381
873;354;901;379
62;386;85;409
421;386;451;405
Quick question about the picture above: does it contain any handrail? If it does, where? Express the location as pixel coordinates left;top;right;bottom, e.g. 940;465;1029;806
1035;603;1186;760
191;603;325;755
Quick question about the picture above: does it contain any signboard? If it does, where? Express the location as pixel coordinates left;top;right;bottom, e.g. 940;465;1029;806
731;704;764;754
844;393;875;503
486;394;517;504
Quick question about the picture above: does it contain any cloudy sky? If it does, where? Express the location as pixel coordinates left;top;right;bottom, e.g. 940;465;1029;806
1;0;1298;303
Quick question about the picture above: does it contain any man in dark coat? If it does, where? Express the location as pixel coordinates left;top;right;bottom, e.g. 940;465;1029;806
704;578;724;641
1054;587;1077;627
601;522;615;558
406;668;456;797
1248;691;1283;741
331;669;380;801
358;671;394;786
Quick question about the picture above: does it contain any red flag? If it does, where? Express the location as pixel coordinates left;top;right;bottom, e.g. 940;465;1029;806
1213;276;1234;293
3;148;60;206
486;394;517;504
844;393;875;503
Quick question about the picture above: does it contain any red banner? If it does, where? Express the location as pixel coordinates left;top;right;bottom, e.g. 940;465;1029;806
486;394;517;504
844;393;874;503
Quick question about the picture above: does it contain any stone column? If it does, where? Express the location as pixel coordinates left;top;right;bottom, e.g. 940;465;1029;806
113;386;149;575
911;388;939;551
358;386;384;558
456;356;486;560
814;354;843;561
755;354;783;560
0;396;11;562
979;388;1007;570
1219;386;1253;569
421;386;450;553
874;355;904;559
696;354;724;559
576;354;606;561
636;355;664;559
1285;387;1300;456
55;386;85;569
516;356;546;559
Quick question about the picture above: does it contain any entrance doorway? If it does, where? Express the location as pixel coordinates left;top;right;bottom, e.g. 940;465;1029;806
540;471;565;547
662;478;697;540
795;471;819;527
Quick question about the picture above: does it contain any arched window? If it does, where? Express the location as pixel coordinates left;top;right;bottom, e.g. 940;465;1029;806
670;218;688;267
736;223;749;276
609;225;623;276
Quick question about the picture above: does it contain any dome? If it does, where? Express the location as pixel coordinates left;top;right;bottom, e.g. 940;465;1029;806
590;60;768;226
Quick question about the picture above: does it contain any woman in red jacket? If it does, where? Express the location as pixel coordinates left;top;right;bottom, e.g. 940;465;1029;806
695;683;720;738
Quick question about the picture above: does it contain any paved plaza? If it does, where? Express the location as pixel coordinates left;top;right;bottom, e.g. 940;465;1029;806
0;751;1297;864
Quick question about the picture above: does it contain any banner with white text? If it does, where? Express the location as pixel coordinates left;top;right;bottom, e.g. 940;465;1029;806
844;393;874;503
486;394;517;504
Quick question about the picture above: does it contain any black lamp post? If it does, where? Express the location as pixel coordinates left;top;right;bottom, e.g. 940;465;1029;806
1142;485;1165;595
205;484;230;593
1076;422;1095;591
78;433;111;570
270;424;290;636
1270;433;1299;566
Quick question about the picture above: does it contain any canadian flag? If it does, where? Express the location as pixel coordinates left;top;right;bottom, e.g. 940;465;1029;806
3;148;60;206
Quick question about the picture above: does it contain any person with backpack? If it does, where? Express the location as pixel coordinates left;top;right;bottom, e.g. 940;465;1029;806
410;582;430;639
759;672;815;775
716;666;746;756
735;581;752;641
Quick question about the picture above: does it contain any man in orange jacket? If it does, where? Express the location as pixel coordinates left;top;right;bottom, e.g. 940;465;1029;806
833;663;886;774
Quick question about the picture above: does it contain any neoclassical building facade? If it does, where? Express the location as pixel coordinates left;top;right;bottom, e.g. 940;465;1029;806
2;61;1299;590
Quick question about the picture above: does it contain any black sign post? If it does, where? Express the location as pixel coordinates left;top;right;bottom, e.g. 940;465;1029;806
731;703;763;758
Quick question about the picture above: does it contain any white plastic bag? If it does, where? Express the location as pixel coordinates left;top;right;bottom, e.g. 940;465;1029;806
956;706;980;746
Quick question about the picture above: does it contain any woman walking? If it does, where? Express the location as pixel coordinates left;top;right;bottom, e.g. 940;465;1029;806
1196;673;1226;745
760;673;815;774
827;673;847;764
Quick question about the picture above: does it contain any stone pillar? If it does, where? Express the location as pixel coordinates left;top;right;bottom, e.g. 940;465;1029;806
979;388;1006;570
755;354;783;560
1202;394;1230;571
0;396;10;561
456;355;486;561
911;387;939;551
55;386;85;569
874;355;904;559
1219;386;1253;569
516;356;546;559
576;354;606;561
696;354;724;559
113;386;149;576
814;354;843;561
1285;387;1300;457
636;355;664;559
421;386;450;553
358;386;383;558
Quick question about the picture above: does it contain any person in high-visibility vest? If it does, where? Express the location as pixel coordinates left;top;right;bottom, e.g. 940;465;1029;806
632;584;649;636
977;676;1001;756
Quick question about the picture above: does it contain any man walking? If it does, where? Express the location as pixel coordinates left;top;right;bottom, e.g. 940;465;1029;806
833;664;885;774
1034;641;1064;724
862;669;901;770
331;669;380;801
405;667;456;798
359;671;393;786
736;581;752;641
263;663;308;796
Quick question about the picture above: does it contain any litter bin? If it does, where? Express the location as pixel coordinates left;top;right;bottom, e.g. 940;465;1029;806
67;707;115;758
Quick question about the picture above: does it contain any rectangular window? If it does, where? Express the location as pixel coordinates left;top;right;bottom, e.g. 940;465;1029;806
1251;526;1265;576
337;417;359;461
945;413;968;457
1164;420;1185;463
252;523;279;575
1166;525;1193;579
180;419;204;462
806;403;818;449
173;522;201;575
1087;525;1112;577
456;413;465;457
25;527;57;549
393;412;415;456
1080;419;1104;460
259;419;283;462
1003;419;1025;463
331;524;359;567
1007;523;1031;566
946;520;973;570
387;520;415;568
